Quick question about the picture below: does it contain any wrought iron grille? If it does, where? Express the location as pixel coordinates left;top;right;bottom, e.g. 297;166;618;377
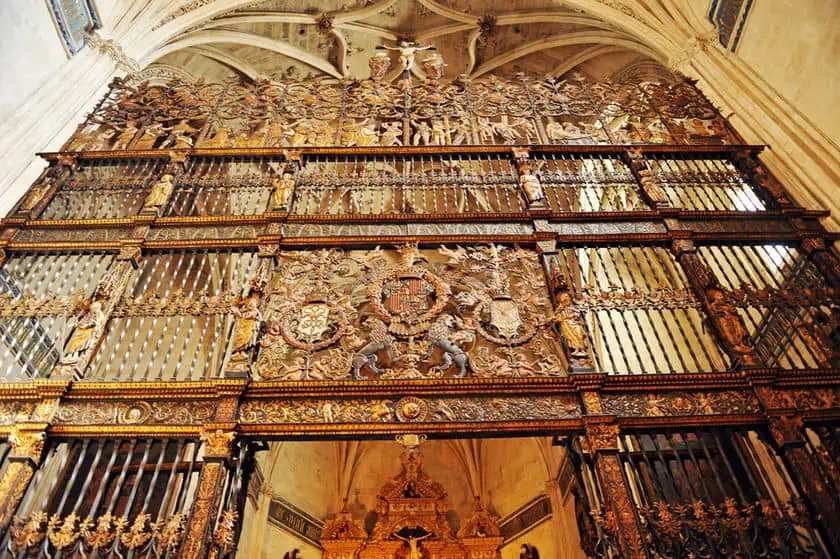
645;154;768;211
0;252;115;380
533;153;648;212
293;154;524;215
575;428;828;558
1;437;205;558
39;159;165;220
557;246;729;374
165;156;276;217
87;250;259;381
697;244;839;369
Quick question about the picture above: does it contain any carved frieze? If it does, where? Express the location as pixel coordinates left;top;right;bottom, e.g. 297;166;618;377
53;400;216;425
238;395;580;424
146;225;259;241
12;227;131;243
66;75;736;153
755;386;840;411
601;390;760;417
282;222;534;238
0;402;37;425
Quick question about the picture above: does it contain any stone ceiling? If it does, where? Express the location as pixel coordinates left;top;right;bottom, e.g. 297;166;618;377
144;0;676;83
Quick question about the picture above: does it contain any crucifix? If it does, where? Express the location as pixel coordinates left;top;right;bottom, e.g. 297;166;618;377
377;39;435;75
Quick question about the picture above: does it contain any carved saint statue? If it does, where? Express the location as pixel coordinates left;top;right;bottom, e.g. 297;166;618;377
230;294;263;364
393;532;431;559
706;287;753;355
271;172;295;210
143;174;175;213
18;176;53;213
62;300;106;365
554;292;587;356
381;40;433;73
517;161;544;205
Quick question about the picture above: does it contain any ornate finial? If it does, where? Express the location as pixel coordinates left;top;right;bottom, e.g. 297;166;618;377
316;13;334;35
369;51;391;81
395;433;426;451
422;53;446;81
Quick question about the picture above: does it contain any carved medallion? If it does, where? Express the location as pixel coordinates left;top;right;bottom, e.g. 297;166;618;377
395;397;429;422
279;297;349;352
368;245;450;336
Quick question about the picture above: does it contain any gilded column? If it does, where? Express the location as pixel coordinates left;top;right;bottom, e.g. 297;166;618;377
581;421;647;559
767;415;840;555
0;426;47;536
181;427;237;559
801;236;840;292
671;238;760;368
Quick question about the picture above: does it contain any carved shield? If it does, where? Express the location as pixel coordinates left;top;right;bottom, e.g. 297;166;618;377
489;298;521;338
297;303;331;342
384;277;430;316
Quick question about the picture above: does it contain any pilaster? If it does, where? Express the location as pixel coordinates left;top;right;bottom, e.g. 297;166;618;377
180;426;237;559
767;414;840;556
0;426;47;535
581;420;647;559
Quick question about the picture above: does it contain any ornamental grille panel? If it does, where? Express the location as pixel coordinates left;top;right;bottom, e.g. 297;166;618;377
644;154;769;211
165;157;276;217
293;154;524;216
696;244;840;369
0;437;214;558
533;153;647;212
87;250;259;381
556;246;729;374
38;159;165;220
575;428;828;557
0;252;115;380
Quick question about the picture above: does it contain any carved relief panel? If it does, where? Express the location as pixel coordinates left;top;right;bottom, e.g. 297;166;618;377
254;243;566;381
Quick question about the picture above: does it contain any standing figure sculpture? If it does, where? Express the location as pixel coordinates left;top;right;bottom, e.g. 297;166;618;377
393;532;432;559
229;293;263;369
271;172;295;211
61;300;106;366
143;174;175;214
380;40;434;74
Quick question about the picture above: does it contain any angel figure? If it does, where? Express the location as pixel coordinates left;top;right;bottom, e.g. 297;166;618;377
393;531;432;559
